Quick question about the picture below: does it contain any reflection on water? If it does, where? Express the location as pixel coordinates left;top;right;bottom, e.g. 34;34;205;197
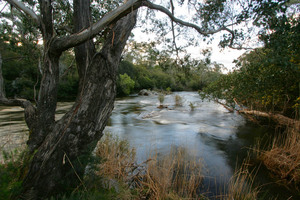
0;92;297;199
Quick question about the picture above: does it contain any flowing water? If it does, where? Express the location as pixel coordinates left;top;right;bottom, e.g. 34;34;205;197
0;92;297;199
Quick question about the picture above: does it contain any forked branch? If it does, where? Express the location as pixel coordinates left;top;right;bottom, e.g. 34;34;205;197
5;0;40;25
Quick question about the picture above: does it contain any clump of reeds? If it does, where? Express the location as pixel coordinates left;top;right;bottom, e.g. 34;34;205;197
136;146;204;199
174;95;183;107
95;134;205;199
259;129;300;185
157;93;166;109
95;133;136;182
220;158;259;200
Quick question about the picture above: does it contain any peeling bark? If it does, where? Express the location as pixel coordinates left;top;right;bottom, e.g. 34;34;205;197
21;10;138;199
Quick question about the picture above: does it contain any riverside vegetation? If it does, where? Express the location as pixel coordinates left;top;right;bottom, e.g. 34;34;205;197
1;133;263;200
200;9;300;196
1;0;299;198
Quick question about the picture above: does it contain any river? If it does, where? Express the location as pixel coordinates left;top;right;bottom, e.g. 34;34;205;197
0;91;297;199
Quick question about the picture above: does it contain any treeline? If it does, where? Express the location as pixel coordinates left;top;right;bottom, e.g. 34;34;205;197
117;59;222;96
1;40;223;100
201;15;300;119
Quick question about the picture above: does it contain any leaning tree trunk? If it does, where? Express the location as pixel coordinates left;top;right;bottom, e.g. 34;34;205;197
20;10;138;200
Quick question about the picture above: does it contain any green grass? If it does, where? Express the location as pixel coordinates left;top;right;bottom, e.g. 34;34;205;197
0;150;27;200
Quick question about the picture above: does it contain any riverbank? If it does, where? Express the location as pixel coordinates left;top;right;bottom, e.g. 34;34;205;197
1;92;299;199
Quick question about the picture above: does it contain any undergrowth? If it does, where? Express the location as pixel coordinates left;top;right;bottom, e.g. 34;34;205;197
256;129;300;188
1;132;286;200
0;149;28;200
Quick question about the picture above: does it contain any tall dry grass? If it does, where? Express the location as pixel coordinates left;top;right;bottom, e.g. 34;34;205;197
258;129;300;186
220;158;259;200
95;133;136;182
137;147;204;200
95;133;205;199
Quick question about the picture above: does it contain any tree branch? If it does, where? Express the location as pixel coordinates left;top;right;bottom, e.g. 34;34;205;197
53;0;143;51
169;0;180;61
5;0;40;25
142;0;228;36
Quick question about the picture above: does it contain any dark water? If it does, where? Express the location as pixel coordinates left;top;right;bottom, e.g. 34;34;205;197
0;92;298;199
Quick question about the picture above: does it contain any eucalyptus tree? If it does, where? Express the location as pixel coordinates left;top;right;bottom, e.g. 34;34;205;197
0;0;290;199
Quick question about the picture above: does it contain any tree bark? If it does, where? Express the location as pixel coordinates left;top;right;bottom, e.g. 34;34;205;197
73;0;96;93
21;9;138;200
0;52;5;99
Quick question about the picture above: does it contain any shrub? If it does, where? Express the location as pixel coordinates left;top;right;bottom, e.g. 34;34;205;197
118;73;135;96
158;93;165;106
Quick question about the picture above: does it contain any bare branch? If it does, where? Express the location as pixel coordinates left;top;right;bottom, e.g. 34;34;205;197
142;1;228;36
5;0;40;25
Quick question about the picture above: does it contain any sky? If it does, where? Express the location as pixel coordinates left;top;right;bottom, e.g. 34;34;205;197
131;1;258;72
132;27;247;72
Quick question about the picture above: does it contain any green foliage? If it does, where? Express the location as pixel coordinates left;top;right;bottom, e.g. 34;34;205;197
117;48;223;96
58;75;78;101
202;15;300;118
57;52;79;101
0;41;39;100
0;150;29;200
118;73;135;96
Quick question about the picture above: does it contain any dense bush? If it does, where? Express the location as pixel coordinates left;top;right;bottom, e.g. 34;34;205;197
117;73;135;96
117;59;221;94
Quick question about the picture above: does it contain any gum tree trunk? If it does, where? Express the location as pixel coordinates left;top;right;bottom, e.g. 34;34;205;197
20;2;138;199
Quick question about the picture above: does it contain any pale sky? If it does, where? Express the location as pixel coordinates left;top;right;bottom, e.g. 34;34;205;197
132;23;248;72
132;2;257;72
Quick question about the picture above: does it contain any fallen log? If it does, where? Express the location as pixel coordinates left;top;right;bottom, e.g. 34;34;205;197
238;110;300;131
